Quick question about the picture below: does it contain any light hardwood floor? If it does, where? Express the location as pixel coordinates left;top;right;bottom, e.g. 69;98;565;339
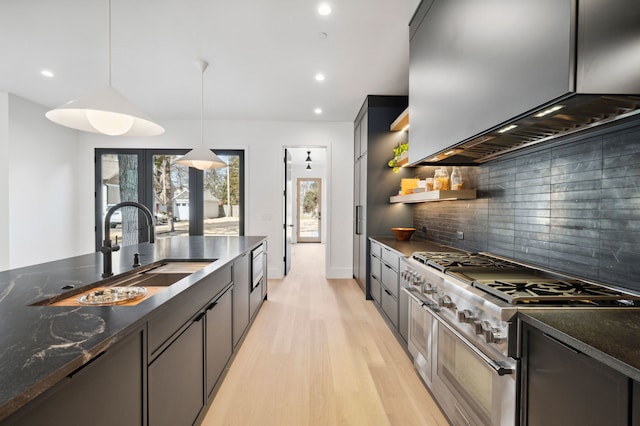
202;243;448;426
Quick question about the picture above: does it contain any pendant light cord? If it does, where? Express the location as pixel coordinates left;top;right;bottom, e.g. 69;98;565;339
108;0;112;86
201;63;204;147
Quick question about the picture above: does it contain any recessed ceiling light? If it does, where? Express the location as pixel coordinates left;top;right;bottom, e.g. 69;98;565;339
315;73;325;82
318;3;332;15
497;124;518;134
314;108;323;115
41;69;55;78
318;32;328;40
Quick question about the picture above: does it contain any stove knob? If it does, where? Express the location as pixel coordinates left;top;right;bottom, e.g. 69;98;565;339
438;295;455;309
457;309;477;324
472;320;485;335
484;326;506;344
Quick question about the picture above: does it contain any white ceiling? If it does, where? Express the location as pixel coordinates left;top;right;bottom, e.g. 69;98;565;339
0;0;416;124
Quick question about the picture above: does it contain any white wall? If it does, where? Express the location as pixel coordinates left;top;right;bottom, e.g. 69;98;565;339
1;94;81;269
0;94;9;271
76;119;354;279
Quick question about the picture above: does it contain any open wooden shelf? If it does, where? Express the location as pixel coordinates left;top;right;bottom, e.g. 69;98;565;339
390;189;477;203
390;107;409;131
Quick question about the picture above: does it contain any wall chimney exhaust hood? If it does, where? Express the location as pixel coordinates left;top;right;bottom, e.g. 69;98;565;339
424;95;640;165
409;0;640;166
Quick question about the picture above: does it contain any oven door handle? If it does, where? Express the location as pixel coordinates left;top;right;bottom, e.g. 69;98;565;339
434;311;515;376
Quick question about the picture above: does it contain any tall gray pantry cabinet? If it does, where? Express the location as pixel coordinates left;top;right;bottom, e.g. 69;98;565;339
352;96;412;298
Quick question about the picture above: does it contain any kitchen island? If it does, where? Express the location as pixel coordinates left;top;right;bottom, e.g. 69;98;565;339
0;235;266;425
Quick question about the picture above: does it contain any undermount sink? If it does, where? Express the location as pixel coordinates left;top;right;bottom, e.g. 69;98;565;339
33;260;215;307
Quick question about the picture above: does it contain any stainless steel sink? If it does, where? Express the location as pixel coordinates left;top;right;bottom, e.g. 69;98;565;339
33;260;215;306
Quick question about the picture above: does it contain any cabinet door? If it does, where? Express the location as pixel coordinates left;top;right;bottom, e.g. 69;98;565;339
206;287;233;398
359;111;368;157
233;252;250;348
522;324;629;425
148;318;204;426
409;0;573;164
249;279;263;319
6;330;144;426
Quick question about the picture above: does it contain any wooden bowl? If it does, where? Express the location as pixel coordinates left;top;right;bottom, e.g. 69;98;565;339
391;227;416;241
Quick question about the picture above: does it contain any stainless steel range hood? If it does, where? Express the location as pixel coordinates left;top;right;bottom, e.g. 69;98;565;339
410;0;640;166
426;95;640;165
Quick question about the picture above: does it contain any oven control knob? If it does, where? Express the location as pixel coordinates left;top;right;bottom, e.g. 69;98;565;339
438;295;455;309
484;327;506;344
422;282;435;294
457;309;477;324
472;320;485;335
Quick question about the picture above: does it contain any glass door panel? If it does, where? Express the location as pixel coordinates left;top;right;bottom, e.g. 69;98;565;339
203;154;240;235
297;178;321;243
152;155;190;237
100;153;140;247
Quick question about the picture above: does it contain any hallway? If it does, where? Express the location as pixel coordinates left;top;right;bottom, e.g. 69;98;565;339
202;243;448;425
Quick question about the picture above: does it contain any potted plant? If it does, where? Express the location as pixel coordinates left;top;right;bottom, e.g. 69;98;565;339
387;142;409;172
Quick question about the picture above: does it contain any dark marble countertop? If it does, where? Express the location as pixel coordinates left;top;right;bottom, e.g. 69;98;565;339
519;310;640;382
0;235;265;421
369;236;460;257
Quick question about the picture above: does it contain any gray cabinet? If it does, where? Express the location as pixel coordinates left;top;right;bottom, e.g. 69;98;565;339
352;96;412;297
409;0;574;164
5;329;144;426
233;252;250;348
149;318;205;426
379;246;400;329
520;323;629;425
206;286;233;398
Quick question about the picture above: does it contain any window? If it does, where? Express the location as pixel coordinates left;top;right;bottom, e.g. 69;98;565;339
95;149;244;250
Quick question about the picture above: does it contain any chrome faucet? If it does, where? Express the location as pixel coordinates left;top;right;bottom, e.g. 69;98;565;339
101;201;155;278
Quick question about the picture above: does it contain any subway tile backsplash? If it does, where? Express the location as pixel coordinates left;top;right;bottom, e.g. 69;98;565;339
412;118;640;293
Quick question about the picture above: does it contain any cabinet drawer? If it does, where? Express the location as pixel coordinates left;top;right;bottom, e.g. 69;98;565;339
148;263;232;355
370;273;381;304
381;262;399;299
381;247;399;271
370;254;381;281
370;241;382;258
381;287;398;329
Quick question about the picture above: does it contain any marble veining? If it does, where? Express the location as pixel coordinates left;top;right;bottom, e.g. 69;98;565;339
0;235;265;422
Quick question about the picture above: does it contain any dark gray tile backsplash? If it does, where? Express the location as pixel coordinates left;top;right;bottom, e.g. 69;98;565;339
412;117;640;292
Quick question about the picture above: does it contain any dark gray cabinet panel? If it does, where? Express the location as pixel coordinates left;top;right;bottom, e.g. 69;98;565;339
206;286;233;398
232;252;250;348
5;329;144;426
577;0;640;93
148;263;232;355
521;324;629;425
149;319;205;426
409;0;573;164
352;96;412;298
634;381;640;425
249;279;263;319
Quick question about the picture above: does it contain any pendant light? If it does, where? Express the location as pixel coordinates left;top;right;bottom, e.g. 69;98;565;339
305;151;312;163
175;60;227;170
306;163;312;171
45;0;164;136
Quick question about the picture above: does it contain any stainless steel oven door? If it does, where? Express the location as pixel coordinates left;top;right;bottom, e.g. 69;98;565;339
407;290;435;386
432;316;516;426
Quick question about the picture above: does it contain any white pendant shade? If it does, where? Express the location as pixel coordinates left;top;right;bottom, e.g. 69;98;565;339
175;144;226;170
175;59;227;170
46;85;164;136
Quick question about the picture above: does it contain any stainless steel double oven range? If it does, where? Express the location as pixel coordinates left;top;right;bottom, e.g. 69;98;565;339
401;251;640;426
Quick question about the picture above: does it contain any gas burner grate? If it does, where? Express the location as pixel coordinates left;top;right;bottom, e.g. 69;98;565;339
473;279;640;305
411;251;520;272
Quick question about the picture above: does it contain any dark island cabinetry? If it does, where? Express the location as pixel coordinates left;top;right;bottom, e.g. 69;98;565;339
520;323;629;425
5;329;145;426
233;251;250;348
